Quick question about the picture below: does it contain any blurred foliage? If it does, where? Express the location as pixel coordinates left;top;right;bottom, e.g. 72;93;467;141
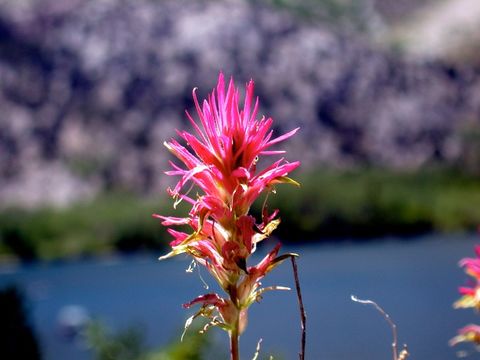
144;329;215;360
0;193;175;261
86;321;144;360
252;167;480;241
0;286;42;360
1;169;480;261
85;320;215;360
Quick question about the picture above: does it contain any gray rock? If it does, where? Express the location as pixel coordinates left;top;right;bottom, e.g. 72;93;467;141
0;0;478;207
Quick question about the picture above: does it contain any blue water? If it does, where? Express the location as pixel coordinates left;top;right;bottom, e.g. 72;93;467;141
0;234;478;360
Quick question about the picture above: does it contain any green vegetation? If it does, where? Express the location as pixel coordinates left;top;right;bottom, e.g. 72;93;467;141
85;320;218;360
86;321;145;360
85;320;282;360
1;168;479;261
261;168;480;242
0;193;177;261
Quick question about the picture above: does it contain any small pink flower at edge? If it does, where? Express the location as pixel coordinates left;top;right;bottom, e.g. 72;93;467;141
450;324;480;346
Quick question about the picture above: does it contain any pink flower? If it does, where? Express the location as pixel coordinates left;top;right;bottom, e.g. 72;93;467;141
452;242;480;350
450;324;480;346
154;74;300;344
460;246;480;279
162;73;299;225
157;73;299;267
155;73;300;346
454;246;480;310
454;286;480;310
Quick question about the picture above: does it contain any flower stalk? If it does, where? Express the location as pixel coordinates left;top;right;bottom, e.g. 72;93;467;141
230;323;240;360
291;255;306;360
156;73;300;359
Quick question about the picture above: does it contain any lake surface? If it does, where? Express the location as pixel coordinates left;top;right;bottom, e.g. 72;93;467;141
1;234;479;360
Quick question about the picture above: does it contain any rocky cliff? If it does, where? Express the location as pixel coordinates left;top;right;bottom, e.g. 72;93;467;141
0;0;479;207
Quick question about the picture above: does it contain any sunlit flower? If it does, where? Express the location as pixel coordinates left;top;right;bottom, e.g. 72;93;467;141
452;243;480;350
163;73;299;222
158;74;299;267
155;73;300;353
454;245;480;310
454;286;480;310
450;324;480;346
460;246;480;280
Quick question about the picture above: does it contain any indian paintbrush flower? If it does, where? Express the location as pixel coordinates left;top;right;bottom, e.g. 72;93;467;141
451;244;480;350
454;245;480;311
450;324;480;346
155;73;300;359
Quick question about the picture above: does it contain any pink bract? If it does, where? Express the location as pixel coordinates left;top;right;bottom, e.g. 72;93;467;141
155;73;300;341
450;324;480;346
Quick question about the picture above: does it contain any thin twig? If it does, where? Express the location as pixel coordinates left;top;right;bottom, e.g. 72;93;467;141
251;338;262;360
351;295;398;360
291;255;306;360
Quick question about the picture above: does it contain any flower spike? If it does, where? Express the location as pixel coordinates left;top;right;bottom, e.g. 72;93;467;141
156;73;300;359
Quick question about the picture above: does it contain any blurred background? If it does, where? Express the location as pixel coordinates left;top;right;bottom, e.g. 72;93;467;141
1;0;480;359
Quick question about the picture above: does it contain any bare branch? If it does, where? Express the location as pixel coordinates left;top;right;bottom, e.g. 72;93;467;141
291;255;306;360
252;338;262;360
351;295;402;360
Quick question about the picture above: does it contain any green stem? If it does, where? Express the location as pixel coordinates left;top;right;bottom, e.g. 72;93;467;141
228;284;240;360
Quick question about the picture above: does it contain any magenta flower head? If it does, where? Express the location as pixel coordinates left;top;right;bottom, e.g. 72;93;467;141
454;246;480;310
451;244;480;350
155;73;300;358
450;324;480;346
